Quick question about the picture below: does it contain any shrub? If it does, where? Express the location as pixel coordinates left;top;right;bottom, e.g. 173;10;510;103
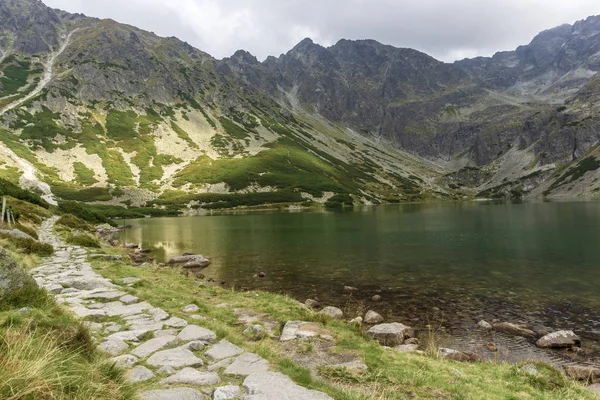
66;232;101;248
57;215;92;231
57;201;116;227
0;178;49;208
0;234;54;256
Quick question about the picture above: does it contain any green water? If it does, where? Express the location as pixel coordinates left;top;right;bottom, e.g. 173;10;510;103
122;201;600;335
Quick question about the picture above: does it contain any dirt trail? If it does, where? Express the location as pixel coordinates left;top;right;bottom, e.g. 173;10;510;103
0;29;79;204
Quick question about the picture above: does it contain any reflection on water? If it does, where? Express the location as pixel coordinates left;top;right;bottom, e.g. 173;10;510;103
122;201;600;348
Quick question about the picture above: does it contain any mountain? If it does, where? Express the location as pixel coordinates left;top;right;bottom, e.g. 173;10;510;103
0;0;599;214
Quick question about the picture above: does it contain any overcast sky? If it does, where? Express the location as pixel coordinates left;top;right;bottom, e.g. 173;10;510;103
43;0;599;62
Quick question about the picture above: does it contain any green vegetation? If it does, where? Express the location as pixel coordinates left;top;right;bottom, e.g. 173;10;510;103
170;121;198;149
0;178;49;209
57;201;115;226
53;186;112;202
65;232;101;248
0;233;54;256
545;156;600;194
18;107;72;151
219;116;250;139
0;56;32;97
325;193;354;208
73;162;98;186
57;214;92;232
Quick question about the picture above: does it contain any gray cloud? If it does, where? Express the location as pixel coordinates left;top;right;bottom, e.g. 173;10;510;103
44;0;600;62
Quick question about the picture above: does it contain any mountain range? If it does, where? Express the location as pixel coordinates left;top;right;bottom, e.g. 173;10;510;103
1;0;599;214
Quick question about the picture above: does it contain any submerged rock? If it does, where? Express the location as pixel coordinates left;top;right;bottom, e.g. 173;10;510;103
364;310;384;324
305;299;320;309
536;330;581;348
477;320;492;330
492;322;536;337
439;348;479;362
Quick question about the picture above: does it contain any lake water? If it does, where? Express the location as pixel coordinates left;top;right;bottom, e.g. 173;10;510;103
122;201;600;362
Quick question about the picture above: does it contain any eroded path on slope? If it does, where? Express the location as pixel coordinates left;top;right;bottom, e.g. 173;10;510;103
32;217;333;400
0;29;79;205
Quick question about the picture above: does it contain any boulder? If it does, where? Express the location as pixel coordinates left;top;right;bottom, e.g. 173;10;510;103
305;299;320;309
224;353;270;377
477;320;492;330
319;306;343;319
366;323;414;346
213;385;241;400
0;246;39;298
242;324;266;341
280;321;332;342
564;365;600;383
169;255;211;269
394;344;419;353
492;322;536;337
536;330;581;348
364;310;384;324
439;348;479;362
182;304;200;313
371;295;382;302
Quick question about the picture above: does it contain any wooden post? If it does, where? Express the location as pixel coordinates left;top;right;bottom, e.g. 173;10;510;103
7;210;12;228
0;197;5;226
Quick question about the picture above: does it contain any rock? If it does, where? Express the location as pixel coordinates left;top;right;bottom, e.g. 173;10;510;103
371;295;382;302
536;330;581;348
486;342;498;352
564;365;600;383
164;317;188;328
126;366;155;383
160;368;221;386
588;384;600;397
82;321;103;332
111;354;139;368
45;284;64;294
257;272;266;278
243;372;333;400
581;331;600;341
97;339;129;356
169;255;199;264
319;306;343;319
280;321;331;342
182;304;200;313
0;246;39;298
224;352;270;377
140;388;205;400
343;286;358;293
183;341;206;351
404;338;419;345
155;329;179;337
190;315;207;321
0;228;35;241
156;366;176;375
305;299;320;309
205;339;244;361
395;344;419;353
366;323;414;346
125;244;139;249
147;347;204;368
243;324;266;341
208;357;235;371
148;307;170;321
439;348;478;362
107;329;150;342
178;325;217;342
349;317;363;325
364;310;384;324
477;320;492;330
213;385;241;400
120;294;139;305
121;277;141;285
492;322;536;337
520;364;540;377
131;335;179;359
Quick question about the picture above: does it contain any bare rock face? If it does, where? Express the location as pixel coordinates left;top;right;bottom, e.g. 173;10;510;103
0;246;39;299
536;330;581;348
564;365;600;383
366;322;414;347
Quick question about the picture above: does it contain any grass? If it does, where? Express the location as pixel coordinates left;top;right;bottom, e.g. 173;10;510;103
57;201;116;226
53;186;113;202
170;121;198;149
0;267;134;399
73;162;99;186
90;257;595;400
545;156;600;195
65;232;101;248
0;56;32;97
0;234;54;257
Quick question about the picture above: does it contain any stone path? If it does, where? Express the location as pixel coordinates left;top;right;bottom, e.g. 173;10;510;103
32;217;333;400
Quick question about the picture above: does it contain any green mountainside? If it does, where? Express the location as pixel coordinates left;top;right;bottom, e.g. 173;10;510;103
0;0;599;214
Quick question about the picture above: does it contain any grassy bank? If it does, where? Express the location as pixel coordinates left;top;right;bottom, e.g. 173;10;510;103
88;252;595;400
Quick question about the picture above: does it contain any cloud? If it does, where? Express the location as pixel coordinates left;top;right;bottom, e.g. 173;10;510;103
43;0;600;62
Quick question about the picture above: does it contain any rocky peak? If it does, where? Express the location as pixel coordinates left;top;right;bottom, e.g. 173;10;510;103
0;0;61;54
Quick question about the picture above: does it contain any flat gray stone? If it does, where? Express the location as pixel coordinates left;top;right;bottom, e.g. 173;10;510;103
183;341;206;351
98;339;129;356
107;329;150;342
160;368;221;386
243;372;333;400
140;388;205;400
120;294;140;305
126;366;155;383
156;365;176;375
207;357;234;371
105;301;152;317
224;352;269;377
280;321;330;342
147;347;204;368
130;322;164;331
178;325;217;343
536;330;581;348
205;339;243;361
182;304;200;313
79;290;127;300
131;335;179;359
111;354;139;368
155;329;179;337
319;306;343;319
71;305;106;318
366;323;414;347
148;307;170;321
121;277;141;285
213;385;241;400
588;384;600;397
165;317;188;328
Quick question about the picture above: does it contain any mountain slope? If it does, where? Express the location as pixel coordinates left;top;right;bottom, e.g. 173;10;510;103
0;0;599;212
